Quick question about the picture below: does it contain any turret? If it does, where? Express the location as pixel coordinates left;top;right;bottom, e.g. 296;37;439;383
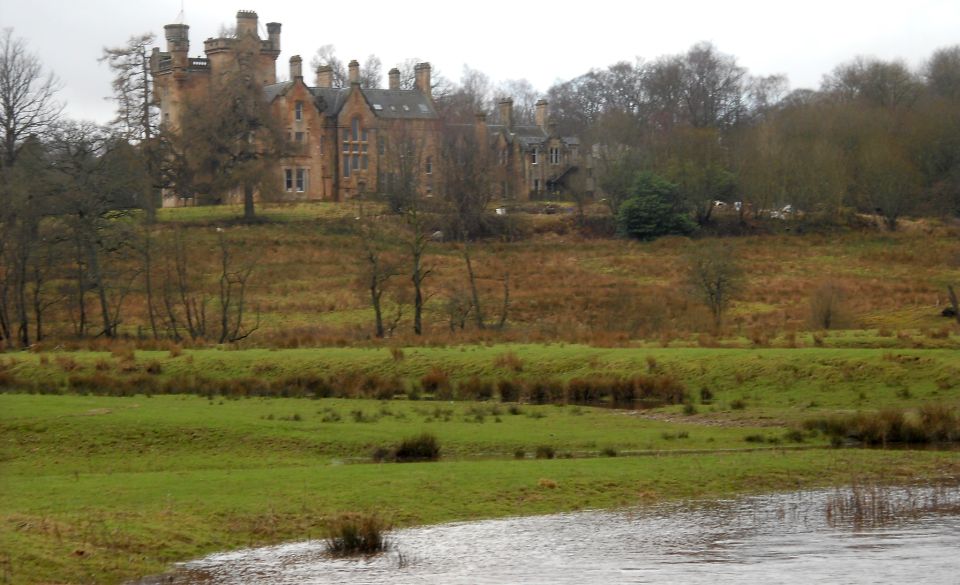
164;23;189;70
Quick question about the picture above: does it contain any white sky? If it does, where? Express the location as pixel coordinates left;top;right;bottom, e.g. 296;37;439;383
2;0;958;124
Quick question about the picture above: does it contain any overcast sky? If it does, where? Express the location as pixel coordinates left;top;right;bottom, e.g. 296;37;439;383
2;0;958;124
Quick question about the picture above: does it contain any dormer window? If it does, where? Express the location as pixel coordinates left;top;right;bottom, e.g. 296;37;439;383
295;101;303;121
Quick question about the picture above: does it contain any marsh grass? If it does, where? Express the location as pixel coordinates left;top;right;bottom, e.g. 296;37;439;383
804;406;960;445
825;483;960;528
324;513;390;556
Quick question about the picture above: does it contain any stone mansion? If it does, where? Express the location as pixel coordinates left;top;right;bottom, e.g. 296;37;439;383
150;10;586;207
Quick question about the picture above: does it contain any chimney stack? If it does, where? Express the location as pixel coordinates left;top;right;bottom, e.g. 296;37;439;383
316;65;333;88
389;67;400;90
414;62;432;99
498;98;514;130
236;10;259;38
289;55;302;80
266;22;281;51
348;59;360;85
535;99;549;131
475;112;489;151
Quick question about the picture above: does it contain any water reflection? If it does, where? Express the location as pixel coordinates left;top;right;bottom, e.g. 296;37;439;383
149;486;960;585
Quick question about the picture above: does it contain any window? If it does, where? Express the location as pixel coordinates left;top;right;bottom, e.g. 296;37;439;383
378;136;385;155
534;179;540;192
342;118;369;175
295;168;307;192
285;169;293;191
295;131;304;143
549;147;561;165
295;101;303;121
531;147;538;165
425;156;432;175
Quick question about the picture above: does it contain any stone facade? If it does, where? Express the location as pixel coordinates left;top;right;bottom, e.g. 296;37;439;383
150;10;584;207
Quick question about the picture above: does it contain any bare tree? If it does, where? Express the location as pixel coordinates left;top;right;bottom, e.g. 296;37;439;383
361;54;382;89
437;65;493;123
686;242;742;331
311;45;347;87
822;56;921;110
405;203;432;336
0;28;62;168
493;79;539;125
356;201;400;338
160;228;209;341
100;33;160;221
50;121;141;338
216;230;259;343
925;46;960;100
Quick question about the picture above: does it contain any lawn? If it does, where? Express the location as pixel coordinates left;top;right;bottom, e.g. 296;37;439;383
3;342;960;584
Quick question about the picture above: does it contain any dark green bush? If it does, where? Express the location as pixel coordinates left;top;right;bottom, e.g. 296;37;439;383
393;433;441;462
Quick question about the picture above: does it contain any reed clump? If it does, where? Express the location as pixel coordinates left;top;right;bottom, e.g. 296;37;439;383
804;405;960;445
324;512;390;556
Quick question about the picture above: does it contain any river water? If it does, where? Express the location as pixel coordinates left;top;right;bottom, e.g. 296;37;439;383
149;485;960;584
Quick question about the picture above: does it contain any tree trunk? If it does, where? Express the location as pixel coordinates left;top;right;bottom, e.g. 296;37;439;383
948;285;960;325
463;239;484;329
371;284;384;338
243;181;256;221
86;241;114;338
413;265;423;336
142;224;159;339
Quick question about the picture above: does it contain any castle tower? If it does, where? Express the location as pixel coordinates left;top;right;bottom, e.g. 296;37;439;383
163;23;189;72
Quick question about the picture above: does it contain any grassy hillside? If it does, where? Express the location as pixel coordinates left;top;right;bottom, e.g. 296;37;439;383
21;201;960;346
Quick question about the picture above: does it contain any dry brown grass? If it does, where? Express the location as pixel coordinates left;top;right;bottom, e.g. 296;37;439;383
21;212;960;347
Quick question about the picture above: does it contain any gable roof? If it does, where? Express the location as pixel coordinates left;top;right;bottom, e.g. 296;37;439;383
309;87;350;115
361;89;438;119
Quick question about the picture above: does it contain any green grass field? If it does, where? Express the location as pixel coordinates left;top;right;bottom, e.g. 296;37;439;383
2;344;960;584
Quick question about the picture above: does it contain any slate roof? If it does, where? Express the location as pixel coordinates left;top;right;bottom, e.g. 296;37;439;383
263;81;293;102
309;87;350;114
362;89;438;119
260;84;439;119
